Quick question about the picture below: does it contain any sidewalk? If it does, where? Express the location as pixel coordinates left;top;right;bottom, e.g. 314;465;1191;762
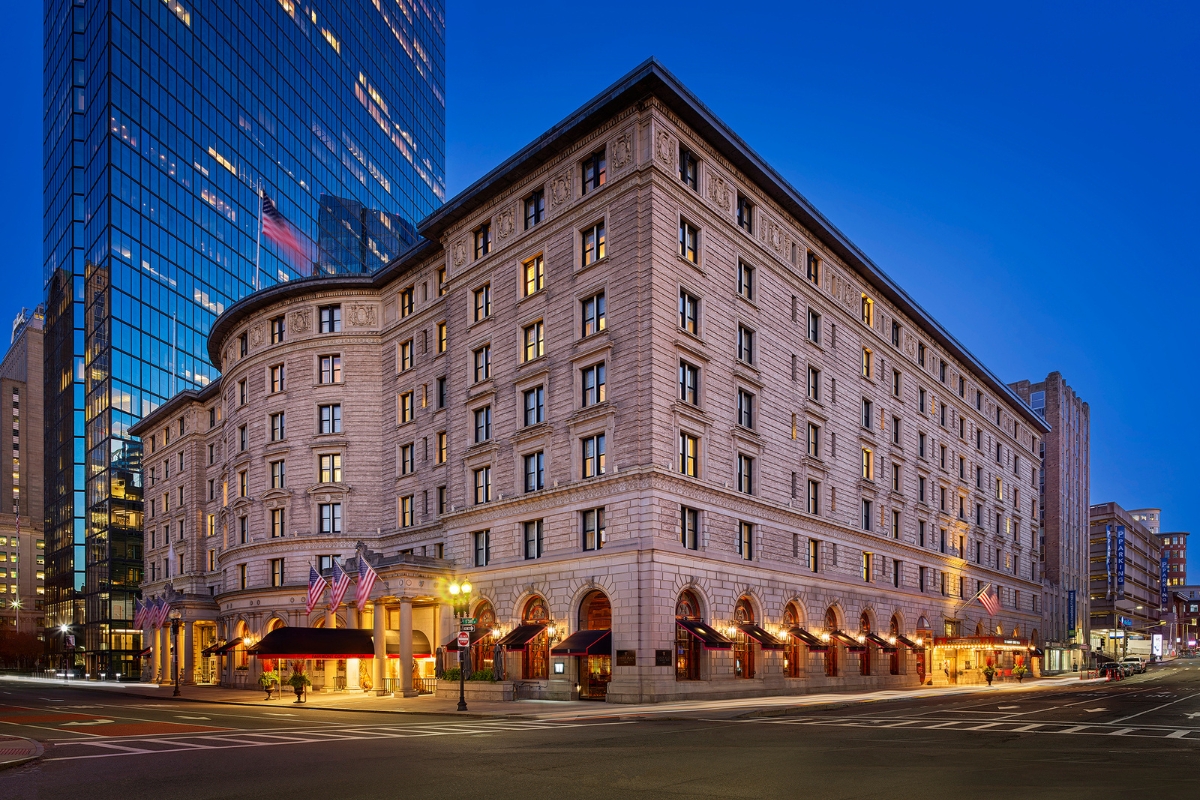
0;736;42;771
1;673;1102;722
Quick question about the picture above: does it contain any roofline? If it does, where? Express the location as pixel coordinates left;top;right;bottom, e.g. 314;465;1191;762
129;380;221;438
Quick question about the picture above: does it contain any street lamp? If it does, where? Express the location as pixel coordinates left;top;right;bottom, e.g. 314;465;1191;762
59;624;72;685
448;579;472;712
169;610;183;697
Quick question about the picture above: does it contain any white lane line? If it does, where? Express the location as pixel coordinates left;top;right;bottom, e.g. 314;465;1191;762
1109;728;1136;736
883;720;920;728
1167;730;1191;739
1059;725;1090;733
1111;691;1199;724
1011;723;1043;732
968;722;1001;730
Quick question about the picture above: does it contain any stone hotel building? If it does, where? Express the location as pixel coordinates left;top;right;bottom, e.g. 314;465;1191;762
132;60;1048;702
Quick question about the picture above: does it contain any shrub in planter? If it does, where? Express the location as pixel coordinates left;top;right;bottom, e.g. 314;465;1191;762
982;657;997;686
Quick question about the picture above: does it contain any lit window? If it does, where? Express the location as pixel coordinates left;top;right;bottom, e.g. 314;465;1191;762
679;147;699;190
679;432;699;477
522;321;545;362
524;189;545;229
582;222;606;266
582;149;606;193
861;295;874;327
582;508;606;550
581;362;606;406
474;223;492;258
581;292;606;337
473;284;492;321
679;220;699;263
582;433;606;478
679;290;700;334
523;254;544;296
318;454;342;483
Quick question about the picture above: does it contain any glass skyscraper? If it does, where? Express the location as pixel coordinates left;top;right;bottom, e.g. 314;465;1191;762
43;0;445;676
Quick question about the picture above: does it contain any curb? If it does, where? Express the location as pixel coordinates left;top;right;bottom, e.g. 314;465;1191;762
0;738;43;772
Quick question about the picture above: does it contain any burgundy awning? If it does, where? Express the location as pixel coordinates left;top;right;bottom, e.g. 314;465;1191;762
444;627;493;652
895;635;922;649
676;619;732;650
551;629;612;656
786;627;829;651
864;632;898;652
736;623;786;651
212;638;244;655
497;624;546;651
248;628;374;659
137;647;153;658
830;630;868;652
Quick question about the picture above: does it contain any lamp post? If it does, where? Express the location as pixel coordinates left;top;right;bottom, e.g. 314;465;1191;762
59;624;71;686
448;579;472;712
169;610;183;697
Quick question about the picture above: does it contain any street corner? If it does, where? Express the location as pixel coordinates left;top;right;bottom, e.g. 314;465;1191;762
0;736;43;771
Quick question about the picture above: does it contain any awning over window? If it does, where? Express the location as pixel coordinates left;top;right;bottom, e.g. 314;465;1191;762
1031;648;1045;657
676;619;732;650
895;635;922;649
497;624;547;651
864;632;898;652
199;642;224;656
551;629;612;656
830;630;868;652
248;628;375;659
212;638;245;655
137;647;153;658
785;627;829;651
443;627;494;652
736;623;785;651
385;629;433;658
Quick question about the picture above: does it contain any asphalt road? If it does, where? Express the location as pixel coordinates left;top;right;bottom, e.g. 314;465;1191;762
3;659;1200;799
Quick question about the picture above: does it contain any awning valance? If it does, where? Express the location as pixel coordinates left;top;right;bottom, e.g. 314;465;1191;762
676;619;732;650
895;635;922;649
200;642;224;656
786;627;829;651
213;638;244;655
830;630;867;652
864;632;898;652
497;624;547;651
737;623;785;651
551;629;612;656
385;629;433;658
444;627;494;652
248;628;374;659
137;647;153;658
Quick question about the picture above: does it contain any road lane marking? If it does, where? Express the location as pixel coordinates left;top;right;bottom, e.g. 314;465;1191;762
1011;723;1043;731
1109;728;1135;735
1111;691;1199;724
1085;708;1107;713
1167;730;1191;739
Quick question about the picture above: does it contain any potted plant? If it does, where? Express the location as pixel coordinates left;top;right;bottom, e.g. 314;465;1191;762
258;668;280;700
1013;655;1027;683
982;657;997;686
287;661;312;703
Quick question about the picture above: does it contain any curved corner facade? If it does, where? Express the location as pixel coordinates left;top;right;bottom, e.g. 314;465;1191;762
133;63;1048;702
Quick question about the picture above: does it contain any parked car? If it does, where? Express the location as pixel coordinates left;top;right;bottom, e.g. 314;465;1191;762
1119;656;1147;674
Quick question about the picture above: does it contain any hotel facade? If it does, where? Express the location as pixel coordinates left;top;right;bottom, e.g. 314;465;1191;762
132;61;1048;702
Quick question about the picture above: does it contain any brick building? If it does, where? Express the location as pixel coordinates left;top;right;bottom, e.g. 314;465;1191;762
1089;502;1162;660
131;60;1048;701
1009;373;1089;673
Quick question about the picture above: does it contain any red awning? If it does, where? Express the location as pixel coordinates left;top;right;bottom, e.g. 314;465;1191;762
248;628;375;659
497;624;547;651
864;632;898;652
137;647;153;658
212;638;244;655
786;627;829;651
444;627;493;652
551;629;612;656
830;630;867;652
737;623;786;651
676;619;732;650
895;635;922;649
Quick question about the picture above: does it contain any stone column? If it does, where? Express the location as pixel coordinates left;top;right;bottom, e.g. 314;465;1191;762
323;607;337;691
373;601;388;696
183;621;194;685
157;626;169;684
399;598;416;697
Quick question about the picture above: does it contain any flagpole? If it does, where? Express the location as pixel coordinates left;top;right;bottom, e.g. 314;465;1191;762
953;582;992;618
254;184;264;293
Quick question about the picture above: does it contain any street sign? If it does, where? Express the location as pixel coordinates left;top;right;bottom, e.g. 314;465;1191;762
460;617;478;626
459;624;475;632
457;631;470;647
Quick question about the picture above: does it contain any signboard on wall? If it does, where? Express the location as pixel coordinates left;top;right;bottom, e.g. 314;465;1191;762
1161;556;1170;609
1116;525;1127;594
1152;633;1163;657
1067;590;1076;637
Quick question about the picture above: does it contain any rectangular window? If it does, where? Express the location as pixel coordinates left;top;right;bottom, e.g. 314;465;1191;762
736;194;754;233
737;325;755;364
523;386;545;426
582;433;606;478
861;295;874;327
318;355;342;384
473;284;492;321
400;443;415;475
239;379;247;406
239;564;248;590
437;321;448;353
319;305;341;333
737;389;755;429
582;149;606;193
807;309;821;343
523;451;545;492
862;552;872;582
524;189;545;229
399;392;414;424
679;289;700;334
270;316;285;344
238;470;248;498
582;508;606;551
270;364;285;393
861;498;873;531
681;506;699;549
523;254;545;296
400;495;414;527
522;321;545;362
473;466;492;504
436;431;448;463
582;221;606;266
581;362;606;406
939;359;947;383
318;454;343;483
473;530;491;567
399;340;414;372
917;342;926;367
474;406;492;443
474;223;492;258
862;348;873;378
473;345;492;383
679;220;699;263
400;287;415;318
239;517;247;544
524;520;544;559
271;508;285;539
862;448;874;481
918;432;927;459
918;475;927;502
891;509;901;539
808;367;821;401
581;292;606;337
269;459;286;489
270;412;285;442
678;361;700;405
319;503;342;534
861;398;873;429
679;432;699;477
736;454;754;495
239;332;248;356
807;423;821;458
806;252;821;285
318;404;342;434
892;463;901;491
808;538;820;572
737;260;755;300
437;486;447;515
679;146;699;190
738;521;754;560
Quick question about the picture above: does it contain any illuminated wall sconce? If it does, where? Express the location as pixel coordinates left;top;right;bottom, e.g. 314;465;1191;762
553;661;565;675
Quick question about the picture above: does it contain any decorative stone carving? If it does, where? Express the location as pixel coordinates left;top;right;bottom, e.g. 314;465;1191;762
497;207;515;240
611;130;632;170
706;170;731;211
767;221;786;254
452;239;467;267
290;308;312;334
550;171;571;207
655;129;673;166
346;303;377;328
249;324;264;348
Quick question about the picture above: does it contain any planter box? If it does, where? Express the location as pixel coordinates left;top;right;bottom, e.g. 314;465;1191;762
436;680;514;701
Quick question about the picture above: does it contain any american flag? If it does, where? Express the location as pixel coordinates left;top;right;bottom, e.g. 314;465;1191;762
157;598;172;628
329;559;352;611
355;554;378;612
261;193;306;268
979;586;1001;616
306;565;328;615
133;598;145;630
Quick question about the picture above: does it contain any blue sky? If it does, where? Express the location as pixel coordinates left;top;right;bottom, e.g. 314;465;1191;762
2;2;1197;578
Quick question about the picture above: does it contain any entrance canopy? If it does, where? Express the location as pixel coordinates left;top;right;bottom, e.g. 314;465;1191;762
676;619;732;650
551;629;612;656
385;629;433;659
736;623;786;651
497;624;546;651
786;627;829;651
933;636;1033;652
248;628;374;659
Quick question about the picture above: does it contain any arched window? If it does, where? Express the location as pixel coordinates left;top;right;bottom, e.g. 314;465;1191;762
578;591;612;699
522;597;550;680
823;607;838;677
889;615;902;675
234;620;249;670
783;603;803;678
675;590;701;681
858;612;872;676
473;600;497;673
733;598;756;679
